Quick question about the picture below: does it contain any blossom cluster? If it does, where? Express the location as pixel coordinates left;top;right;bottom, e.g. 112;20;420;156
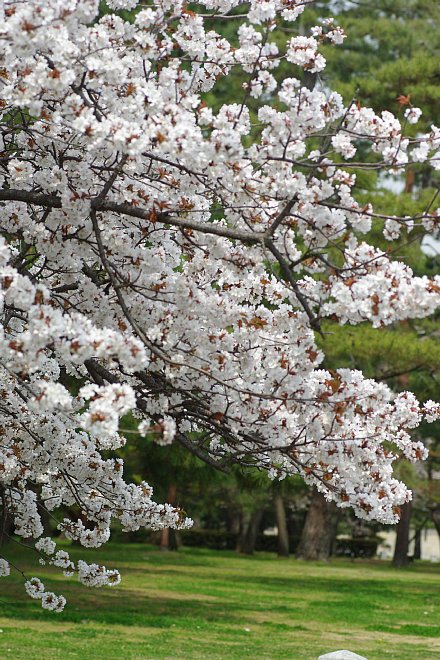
24;577;66;612
28;538;122;609
0;0;439;607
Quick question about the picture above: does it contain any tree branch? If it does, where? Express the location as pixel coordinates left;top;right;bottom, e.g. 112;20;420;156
0;189;267;244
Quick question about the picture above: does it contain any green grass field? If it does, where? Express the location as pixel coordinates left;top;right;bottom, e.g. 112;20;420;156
0;542;439;659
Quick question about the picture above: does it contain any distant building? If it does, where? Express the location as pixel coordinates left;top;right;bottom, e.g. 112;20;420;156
377;529;440;561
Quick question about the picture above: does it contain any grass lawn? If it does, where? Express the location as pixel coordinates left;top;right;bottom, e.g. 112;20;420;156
0;542;439;659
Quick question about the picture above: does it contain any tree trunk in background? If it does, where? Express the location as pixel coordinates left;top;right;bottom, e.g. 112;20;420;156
274;492;289;557
38;499;51;536
235;510;247;552
226;508;242;536
430;507;440;556
160;483;178;551
0;512;12;547
160;526;170;551
239;508;263;555
392;500;412;567
404;168;415;194
0;485;13;546
431;506;440;536
296;489;340;561
414;528;421;560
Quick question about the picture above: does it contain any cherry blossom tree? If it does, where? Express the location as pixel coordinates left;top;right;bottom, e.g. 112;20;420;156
0;0;440;610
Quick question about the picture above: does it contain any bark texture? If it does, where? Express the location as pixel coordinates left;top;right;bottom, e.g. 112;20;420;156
238;508;263;555
296;489;340;561
274;492;289;557
431;506;440;538
414;528;421;560
0;485;13;546
392;500;413;567
160;483;178;551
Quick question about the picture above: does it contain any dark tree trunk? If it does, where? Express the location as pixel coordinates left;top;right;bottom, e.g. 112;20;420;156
274;493;289;557
296;489;340;561
0;485;13;546
431;506;440;539
236;511;247;553
414;528;421;560
226;508;242;536
239;508;263;555
38;499;51;536
404;168;415;194
160;483;178;551
392;500;412;567
0;512;12;547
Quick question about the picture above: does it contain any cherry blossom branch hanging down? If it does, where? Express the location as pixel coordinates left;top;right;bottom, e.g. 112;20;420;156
0;0;440;609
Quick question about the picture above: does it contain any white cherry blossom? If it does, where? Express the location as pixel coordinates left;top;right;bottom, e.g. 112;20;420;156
0;0;439;609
